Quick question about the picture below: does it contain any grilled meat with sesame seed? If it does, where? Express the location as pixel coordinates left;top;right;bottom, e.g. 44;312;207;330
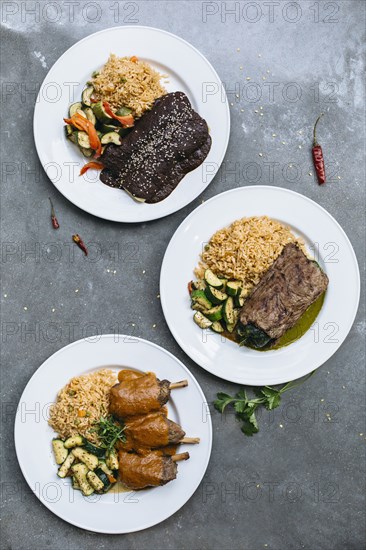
100;92;211;203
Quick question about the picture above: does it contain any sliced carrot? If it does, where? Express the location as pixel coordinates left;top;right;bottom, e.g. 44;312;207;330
78;409;86;417
107;474;117;483
130;56;138;63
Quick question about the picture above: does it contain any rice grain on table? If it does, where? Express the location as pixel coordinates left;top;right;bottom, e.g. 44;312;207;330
195;216;305;293
92;54;166;118
48;369;117;444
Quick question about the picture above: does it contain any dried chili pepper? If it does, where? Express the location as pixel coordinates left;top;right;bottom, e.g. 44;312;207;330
48;198;60;229
72;234;88;256
312;113;326;184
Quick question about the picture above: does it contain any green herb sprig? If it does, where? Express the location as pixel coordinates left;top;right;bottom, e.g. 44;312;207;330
91;415;126;452
214;371;315;436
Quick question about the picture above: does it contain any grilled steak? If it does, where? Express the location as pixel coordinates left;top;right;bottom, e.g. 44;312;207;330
100;91;211;203
239;243;329;345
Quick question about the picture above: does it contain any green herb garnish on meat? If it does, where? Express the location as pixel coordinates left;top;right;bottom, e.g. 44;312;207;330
214;371;315;436
91;415;126;452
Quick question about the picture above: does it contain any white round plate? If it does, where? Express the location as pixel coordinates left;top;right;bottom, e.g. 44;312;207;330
33;26;230;222
160;186;360;385
14;335;212;533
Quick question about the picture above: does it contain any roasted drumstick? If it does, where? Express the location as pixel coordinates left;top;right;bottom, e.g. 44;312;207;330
109;372;188;418
121;411;200;449
118;450;190;489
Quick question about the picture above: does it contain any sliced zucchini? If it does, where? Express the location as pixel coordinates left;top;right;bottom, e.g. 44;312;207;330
92;101;113;123
91;70;99;78
98;460;113;476
223;297;235;325
204;286;228;305
80;147;93;158
83;440;105;458
57;452;75;478
115;106;132;117
106;448;118;471
52;439;68;465
82;85;94;107
204;305;223;322
94;468;113;492
226;281;242;297
211;321;224;333
69;101;82;117
64;124;73;139
101;132;121;145
99;123;120;134
192;302;209;313
191;290;212;310
76;131;91;149
226;309;240;333
83;107;96;125
234;287;249;308
219;277;228;289
72;447;99;470
87;471;104;492
193;311;212;329
76;108;87;119
64;435;84;449
234;295;245;308
72;463;94;496
204;269;224;289
192;280;206;291
72;476;81;490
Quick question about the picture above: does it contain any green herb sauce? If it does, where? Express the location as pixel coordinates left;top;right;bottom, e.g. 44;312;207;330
270;292;325;350
224;292;326;350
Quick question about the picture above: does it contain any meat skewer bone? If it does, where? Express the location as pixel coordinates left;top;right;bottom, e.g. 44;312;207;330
121;411;200;450
169;380;188;389
171;452;190;462
118;450;190;490
110;372;189;418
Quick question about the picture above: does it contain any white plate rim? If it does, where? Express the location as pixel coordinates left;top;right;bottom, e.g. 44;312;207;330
160;185;361;385
33;25;230;223
14;335;212;533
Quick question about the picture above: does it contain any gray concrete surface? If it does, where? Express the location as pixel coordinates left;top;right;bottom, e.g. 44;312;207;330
1;1;365;548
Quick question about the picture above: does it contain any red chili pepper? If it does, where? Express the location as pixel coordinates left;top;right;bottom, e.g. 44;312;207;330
72;234;88;256
48;197;60;229
79;161;104;176
312;113;326;185
103;101;134;128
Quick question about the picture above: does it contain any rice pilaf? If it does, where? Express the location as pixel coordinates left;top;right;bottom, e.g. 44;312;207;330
195;216;306;293
48;369;117;444
92;54;166;117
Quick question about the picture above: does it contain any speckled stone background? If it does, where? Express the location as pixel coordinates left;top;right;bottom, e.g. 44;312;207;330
1;1;365;549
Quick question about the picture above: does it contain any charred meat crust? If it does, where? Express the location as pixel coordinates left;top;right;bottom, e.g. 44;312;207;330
158;379;171;406
239;243;329;341
161;456;178;485
166;418;186;444
100;92;212;203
